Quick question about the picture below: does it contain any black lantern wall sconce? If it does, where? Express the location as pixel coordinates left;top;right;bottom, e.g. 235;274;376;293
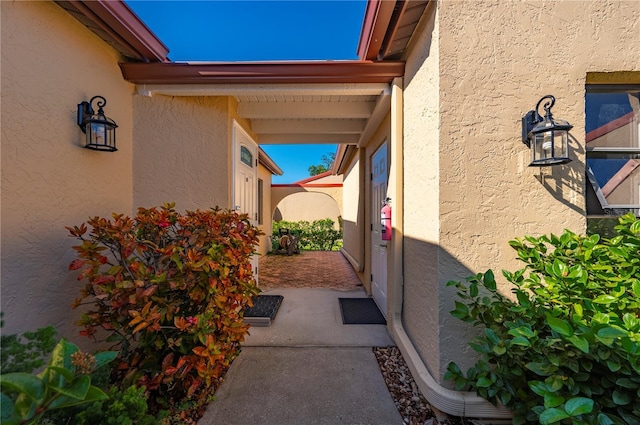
77;96;118;151
521;95;572;166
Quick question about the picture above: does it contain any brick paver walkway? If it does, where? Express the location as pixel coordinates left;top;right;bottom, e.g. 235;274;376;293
257;251;362;291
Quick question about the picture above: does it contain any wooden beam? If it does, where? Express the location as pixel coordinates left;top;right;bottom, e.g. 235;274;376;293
137;83;390;97
258;134;360;144
252;119;366;134
238;101;374;119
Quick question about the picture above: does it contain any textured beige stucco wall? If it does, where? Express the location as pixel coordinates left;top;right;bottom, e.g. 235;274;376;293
271;186;343;222
402;3;443;379
274;191;342;229
402;0;640;385
272;173;343;229
133;95;230;211
1;1;134;342
341;154;363;272
303;174;343;184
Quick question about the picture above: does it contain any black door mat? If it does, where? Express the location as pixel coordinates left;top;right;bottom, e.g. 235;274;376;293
339;298;386;325
243;295;284;327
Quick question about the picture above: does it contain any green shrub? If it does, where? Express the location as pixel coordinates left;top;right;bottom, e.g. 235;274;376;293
445;213;640;425
0;321;57;374
273;218;342;251
73;385;157;425
0;339;116;425
587;217;620;239
66;203;261;406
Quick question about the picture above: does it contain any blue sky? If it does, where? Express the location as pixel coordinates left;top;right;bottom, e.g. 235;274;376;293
126;0;367;183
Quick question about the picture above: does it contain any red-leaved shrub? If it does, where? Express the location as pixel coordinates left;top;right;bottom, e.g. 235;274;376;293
67;203;261;405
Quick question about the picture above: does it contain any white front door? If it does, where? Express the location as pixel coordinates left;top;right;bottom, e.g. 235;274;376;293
232;122;259;283
371;142;389;317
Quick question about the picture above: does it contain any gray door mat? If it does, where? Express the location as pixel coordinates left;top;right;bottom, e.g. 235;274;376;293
243;295;284;327
339;297;386;325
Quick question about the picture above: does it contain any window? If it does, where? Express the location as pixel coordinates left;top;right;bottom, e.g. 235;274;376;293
240;146;253;167
257;179;264;225
586;86;640;218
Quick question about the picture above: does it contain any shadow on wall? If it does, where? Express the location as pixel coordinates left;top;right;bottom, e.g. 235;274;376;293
532;134;585;217
341;216;484;385
273;207;282;222
401;235;485;385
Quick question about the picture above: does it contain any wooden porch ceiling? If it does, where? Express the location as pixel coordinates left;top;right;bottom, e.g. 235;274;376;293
121;62;401;147
137;82;392;145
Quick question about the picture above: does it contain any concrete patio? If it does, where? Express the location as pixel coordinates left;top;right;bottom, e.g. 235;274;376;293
198;252;402;425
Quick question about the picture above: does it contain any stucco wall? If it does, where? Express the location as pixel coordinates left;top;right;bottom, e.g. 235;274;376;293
1;1;134;341
257;163;273;256
402;0;640;385
341;154;364;272
401;3;443;379
133;95;230;211
274;191;342;229
271;186;343;225
274;174;344;230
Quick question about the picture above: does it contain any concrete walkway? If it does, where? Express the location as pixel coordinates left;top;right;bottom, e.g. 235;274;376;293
199;345;401;425
198;253;402;425
244;288;393;347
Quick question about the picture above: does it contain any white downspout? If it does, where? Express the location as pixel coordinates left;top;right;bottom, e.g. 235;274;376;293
390;319;512;421
388;77;512;422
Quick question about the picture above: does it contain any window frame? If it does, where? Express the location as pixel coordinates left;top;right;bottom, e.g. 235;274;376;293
585;84;640;217
257;178;264;225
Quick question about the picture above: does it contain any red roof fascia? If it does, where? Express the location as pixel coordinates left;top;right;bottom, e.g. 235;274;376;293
70;0;169;62
272;183;343;188
293;171;333;185
119;61;405;84
357;0;398;60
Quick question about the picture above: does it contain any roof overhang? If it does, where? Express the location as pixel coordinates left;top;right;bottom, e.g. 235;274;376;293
120;61;404;85
259;148;284;176
55;0;169;62
358;0;431;61
55;0;423;178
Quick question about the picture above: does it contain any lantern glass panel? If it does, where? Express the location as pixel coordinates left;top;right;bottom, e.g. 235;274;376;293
85;120;117;151
553;131;569;158
90;122;106;146
529;115;571;166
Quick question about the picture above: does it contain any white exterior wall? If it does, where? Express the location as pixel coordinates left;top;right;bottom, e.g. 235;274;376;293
402;0;640;385
1;1;134;342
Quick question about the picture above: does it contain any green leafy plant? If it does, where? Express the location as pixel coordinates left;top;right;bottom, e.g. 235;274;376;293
445;213;640;425
71;384;158;425
0;339;116;425
1;322;57;375
66;203;261;406
273;218;342;251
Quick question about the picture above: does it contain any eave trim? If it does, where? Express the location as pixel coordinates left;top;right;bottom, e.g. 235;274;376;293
357;0;398;61
68;0;169;62
120;61;405;85
259;148;284;176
